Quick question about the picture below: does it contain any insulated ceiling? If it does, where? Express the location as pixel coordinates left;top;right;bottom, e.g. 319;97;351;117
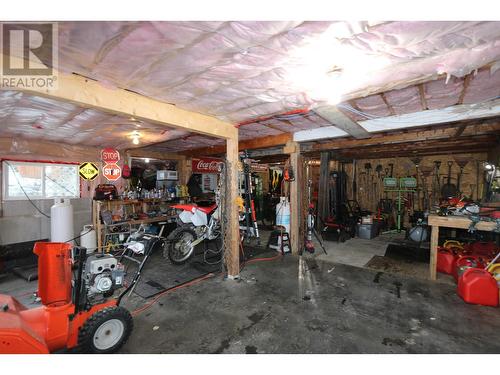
1;21;499;151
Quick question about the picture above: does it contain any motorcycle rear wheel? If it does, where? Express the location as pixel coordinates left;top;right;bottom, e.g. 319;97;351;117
164;226;198;265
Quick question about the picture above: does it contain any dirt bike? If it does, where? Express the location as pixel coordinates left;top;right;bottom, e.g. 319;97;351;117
164;202;221;264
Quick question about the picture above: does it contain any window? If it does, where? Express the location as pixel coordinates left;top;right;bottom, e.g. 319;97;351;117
3;161;80;200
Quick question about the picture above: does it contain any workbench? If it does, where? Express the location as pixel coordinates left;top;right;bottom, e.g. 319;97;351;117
92;199;178;251
428;214;498;280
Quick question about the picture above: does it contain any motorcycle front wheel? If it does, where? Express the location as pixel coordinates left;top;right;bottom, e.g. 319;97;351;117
164;226;198;265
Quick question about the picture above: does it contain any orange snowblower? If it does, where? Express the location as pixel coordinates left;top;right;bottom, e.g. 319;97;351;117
0;242;134;354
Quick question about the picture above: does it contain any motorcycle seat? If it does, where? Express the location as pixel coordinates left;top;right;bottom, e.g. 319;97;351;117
197;204;217;214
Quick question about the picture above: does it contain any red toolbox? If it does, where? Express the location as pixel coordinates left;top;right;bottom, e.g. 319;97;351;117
458;268;499;307
437;248;457;275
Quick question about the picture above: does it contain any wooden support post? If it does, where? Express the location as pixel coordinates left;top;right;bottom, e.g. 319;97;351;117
226;137;240;278
285;142;301;255
317;152;330;230
177;156;188;185
430;225;439;280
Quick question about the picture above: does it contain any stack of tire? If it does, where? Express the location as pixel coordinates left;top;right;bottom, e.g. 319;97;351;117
437;240;499;307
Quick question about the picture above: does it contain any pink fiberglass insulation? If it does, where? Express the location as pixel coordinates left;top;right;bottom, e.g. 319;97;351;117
2;21;500;150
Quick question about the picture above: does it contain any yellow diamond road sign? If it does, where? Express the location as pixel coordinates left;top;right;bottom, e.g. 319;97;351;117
79;162;99;181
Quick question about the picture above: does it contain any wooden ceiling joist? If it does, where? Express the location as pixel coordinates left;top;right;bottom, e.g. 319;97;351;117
314;106;371;139
304;120;500;153
182;132;293;157
418;84;428;111
380;92;396;116
4;54;238;141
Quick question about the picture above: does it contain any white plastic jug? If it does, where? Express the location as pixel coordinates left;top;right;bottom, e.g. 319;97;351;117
275;197;290;234
80;224;97;254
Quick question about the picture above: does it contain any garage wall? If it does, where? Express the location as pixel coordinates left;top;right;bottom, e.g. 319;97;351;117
329;152;488;213
0;198;92;245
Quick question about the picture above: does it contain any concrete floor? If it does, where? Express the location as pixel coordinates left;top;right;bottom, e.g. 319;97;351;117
118;255;500;354
2;234;500;354
314;232;402;268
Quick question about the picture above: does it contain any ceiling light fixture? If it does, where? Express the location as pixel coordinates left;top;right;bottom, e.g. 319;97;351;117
131;131;141;145
144;158;150;163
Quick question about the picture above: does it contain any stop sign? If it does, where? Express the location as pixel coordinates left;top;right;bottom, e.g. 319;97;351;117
101;148;120;164
102;163;121;181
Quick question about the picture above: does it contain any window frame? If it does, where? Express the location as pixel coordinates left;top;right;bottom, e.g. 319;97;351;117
2;159;81;201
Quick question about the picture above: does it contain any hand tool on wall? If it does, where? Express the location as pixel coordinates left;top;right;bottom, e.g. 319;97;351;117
476;160;481;201
432;160;441;205
352;159;357;201
410;157;422;211
441;160;457;199
470;184;476;200
420;166;432;211
454;158;469;196
364;163;372;210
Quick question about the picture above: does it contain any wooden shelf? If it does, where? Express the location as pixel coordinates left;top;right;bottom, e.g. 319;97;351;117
128;215;175;225
428;214;498;281
428;214;497;231
98;198;174;205
93;199;178;250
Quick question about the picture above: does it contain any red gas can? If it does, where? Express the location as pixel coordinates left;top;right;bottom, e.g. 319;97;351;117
437;248;457;275
471;241;497;258
453;255;484;282
458;268;499;307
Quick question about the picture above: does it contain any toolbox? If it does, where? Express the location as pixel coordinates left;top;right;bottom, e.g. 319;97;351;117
356;223;378;240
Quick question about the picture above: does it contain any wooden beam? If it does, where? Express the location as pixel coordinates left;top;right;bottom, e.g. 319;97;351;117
125;149;185;161
5;54;237;140
327;135;497;158
418;84;428;110
225;137;240;279
285;142;301;255
430;224;439;280
317;151;331;228
453;125;467;138
457;73;473;105
307;121;500;152
183;132;293;157
315;106;371;139
0;136;101;162
380;92;396;116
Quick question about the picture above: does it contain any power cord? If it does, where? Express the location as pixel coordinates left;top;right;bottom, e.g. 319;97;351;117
131;251;284;317
4;161;50;219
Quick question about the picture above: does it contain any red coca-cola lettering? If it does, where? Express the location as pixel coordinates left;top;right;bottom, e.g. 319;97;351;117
192;158;222;173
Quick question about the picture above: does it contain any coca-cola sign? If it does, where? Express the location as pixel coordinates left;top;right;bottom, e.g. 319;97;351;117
192;157;223;174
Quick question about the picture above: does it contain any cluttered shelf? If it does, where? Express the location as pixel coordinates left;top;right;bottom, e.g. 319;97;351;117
92;198;181;250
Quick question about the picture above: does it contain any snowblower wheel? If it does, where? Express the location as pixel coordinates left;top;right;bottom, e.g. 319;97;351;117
77;306;133;354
